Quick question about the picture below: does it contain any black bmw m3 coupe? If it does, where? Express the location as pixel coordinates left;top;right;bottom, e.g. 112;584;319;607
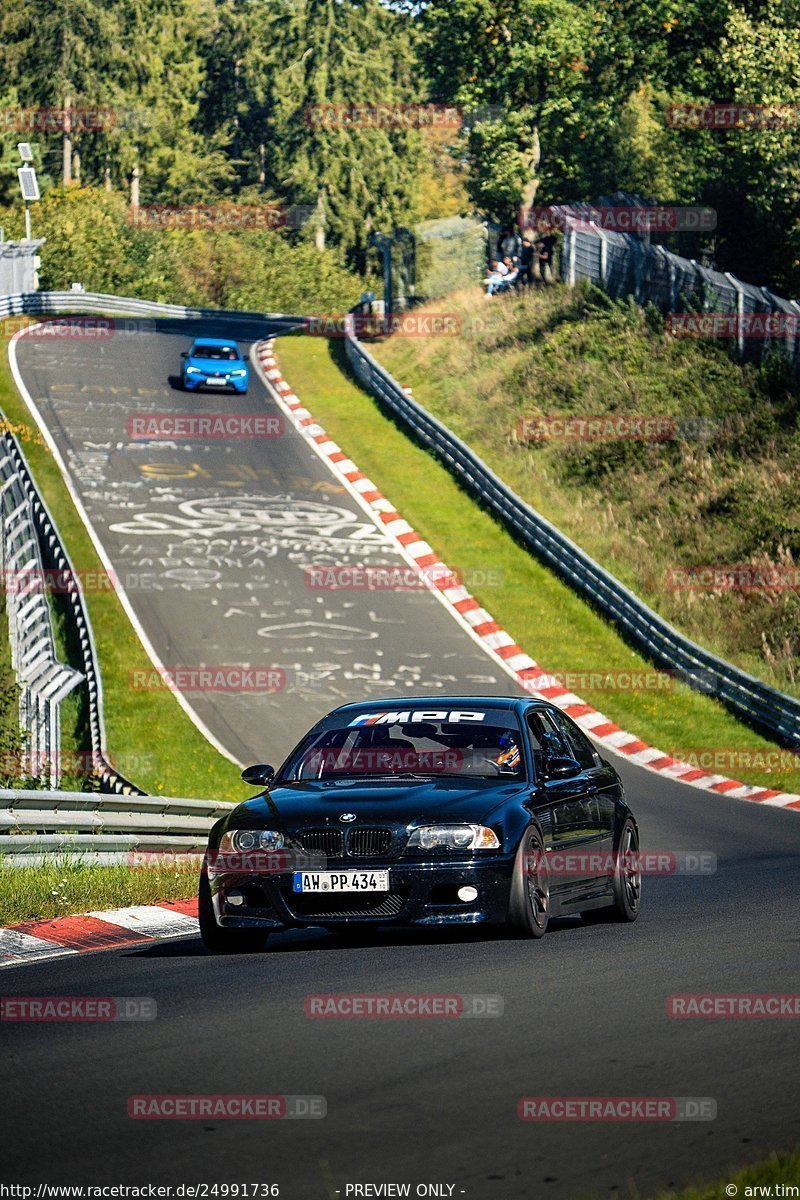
199;695;641;952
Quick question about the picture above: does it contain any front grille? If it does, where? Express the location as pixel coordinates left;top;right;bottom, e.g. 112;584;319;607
285;891;405;920
347;828;392;857
298;828;343;857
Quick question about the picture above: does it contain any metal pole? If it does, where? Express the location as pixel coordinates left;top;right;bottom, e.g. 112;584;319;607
369;231;393;325
24;203;31;242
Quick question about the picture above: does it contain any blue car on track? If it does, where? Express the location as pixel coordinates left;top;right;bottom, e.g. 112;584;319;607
180;337;249;394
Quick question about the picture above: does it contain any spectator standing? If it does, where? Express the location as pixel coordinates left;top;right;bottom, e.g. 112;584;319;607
518;237;535;287
537;235;557;283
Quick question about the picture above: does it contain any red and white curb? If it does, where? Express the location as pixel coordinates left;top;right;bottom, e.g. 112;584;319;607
0;901;198;970
255;338;800;814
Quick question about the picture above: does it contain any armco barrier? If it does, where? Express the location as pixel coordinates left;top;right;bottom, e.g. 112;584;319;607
0;788;232;865
558;204;800;369
1;438;83;788
0;427;142;795
342;313;800;747
0;288;301;327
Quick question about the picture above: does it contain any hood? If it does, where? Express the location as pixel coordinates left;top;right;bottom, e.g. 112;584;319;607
231;777;528;831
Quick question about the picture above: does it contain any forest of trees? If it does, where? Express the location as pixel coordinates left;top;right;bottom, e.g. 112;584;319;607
0;0;798;296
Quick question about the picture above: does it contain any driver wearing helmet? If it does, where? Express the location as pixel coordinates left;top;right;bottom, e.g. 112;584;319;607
494;732;521;773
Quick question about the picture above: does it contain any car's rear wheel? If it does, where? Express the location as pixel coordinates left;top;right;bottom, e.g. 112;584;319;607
583;819;641;923
507;827;549;938
198;869;269;954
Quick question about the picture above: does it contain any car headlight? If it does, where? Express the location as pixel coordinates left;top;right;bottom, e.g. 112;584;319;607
230;368;247;377
184;365;202;375
406;824;500;852
219;829;285;853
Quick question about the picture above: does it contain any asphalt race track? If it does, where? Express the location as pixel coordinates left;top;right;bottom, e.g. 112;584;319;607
12;317;513;767
5;321;800;1199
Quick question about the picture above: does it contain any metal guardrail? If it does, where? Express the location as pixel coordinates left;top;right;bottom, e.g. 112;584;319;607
0;288;301;327
342;313;800;746
0;788;232;865
558;207;800;367
0;440;83;787
0;428;143;795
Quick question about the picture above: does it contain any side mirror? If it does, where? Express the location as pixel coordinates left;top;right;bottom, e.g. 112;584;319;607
241;763;275;787
545;756;582;780
180;350;188;358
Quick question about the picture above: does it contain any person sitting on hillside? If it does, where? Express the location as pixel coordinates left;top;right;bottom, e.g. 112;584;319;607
491;257;520;295
484;258;509;295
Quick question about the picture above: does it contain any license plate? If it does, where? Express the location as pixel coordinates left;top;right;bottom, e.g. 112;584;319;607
206;377;226;385
293;870;390;893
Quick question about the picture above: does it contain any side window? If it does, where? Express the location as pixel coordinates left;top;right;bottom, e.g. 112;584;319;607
526;711;569;777
549;711;599;770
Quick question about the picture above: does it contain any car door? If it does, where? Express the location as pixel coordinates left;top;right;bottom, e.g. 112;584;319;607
525;710;597;908
546;709;618;898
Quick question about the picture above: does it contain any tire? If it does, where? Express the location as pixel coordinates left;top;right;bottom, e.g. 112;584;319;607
507;826;549;938
198;869;269;954
583;819;641;924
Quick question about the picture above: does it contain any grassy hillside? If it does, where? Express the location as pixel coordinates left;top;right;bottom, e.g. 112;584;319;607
371;285;800;703
275;335;800;795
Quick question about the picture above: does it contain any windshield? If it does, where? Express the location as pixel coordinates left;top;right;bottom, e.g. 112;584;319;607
281;710;526;782
192;344;239;360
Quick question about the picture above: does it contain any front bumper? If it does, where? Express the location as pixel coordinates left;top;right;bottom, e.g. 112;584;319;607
209;855;516;929
182;374;248;393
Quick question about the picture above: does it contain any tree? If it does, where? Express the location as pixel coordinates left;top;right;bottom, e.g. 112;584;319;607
266;0;426;268
416;0;596;215
0;0;121;186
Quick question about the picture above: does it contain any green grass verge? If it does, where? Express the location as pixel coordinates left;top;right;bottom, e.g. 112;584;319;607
275;334;800;795
0;858;197;925
648;1151;799;1198
1;333;243;801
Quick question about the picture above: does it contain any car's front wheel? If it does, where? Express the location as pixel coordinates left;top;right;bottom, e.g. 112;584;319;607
507;826;549;938
198;869;269;954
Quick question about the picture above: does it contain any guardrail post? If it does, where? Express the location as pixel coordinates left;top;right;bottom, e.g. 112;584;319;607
724;273;745;360
563;221;576;286
598;227;608;287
